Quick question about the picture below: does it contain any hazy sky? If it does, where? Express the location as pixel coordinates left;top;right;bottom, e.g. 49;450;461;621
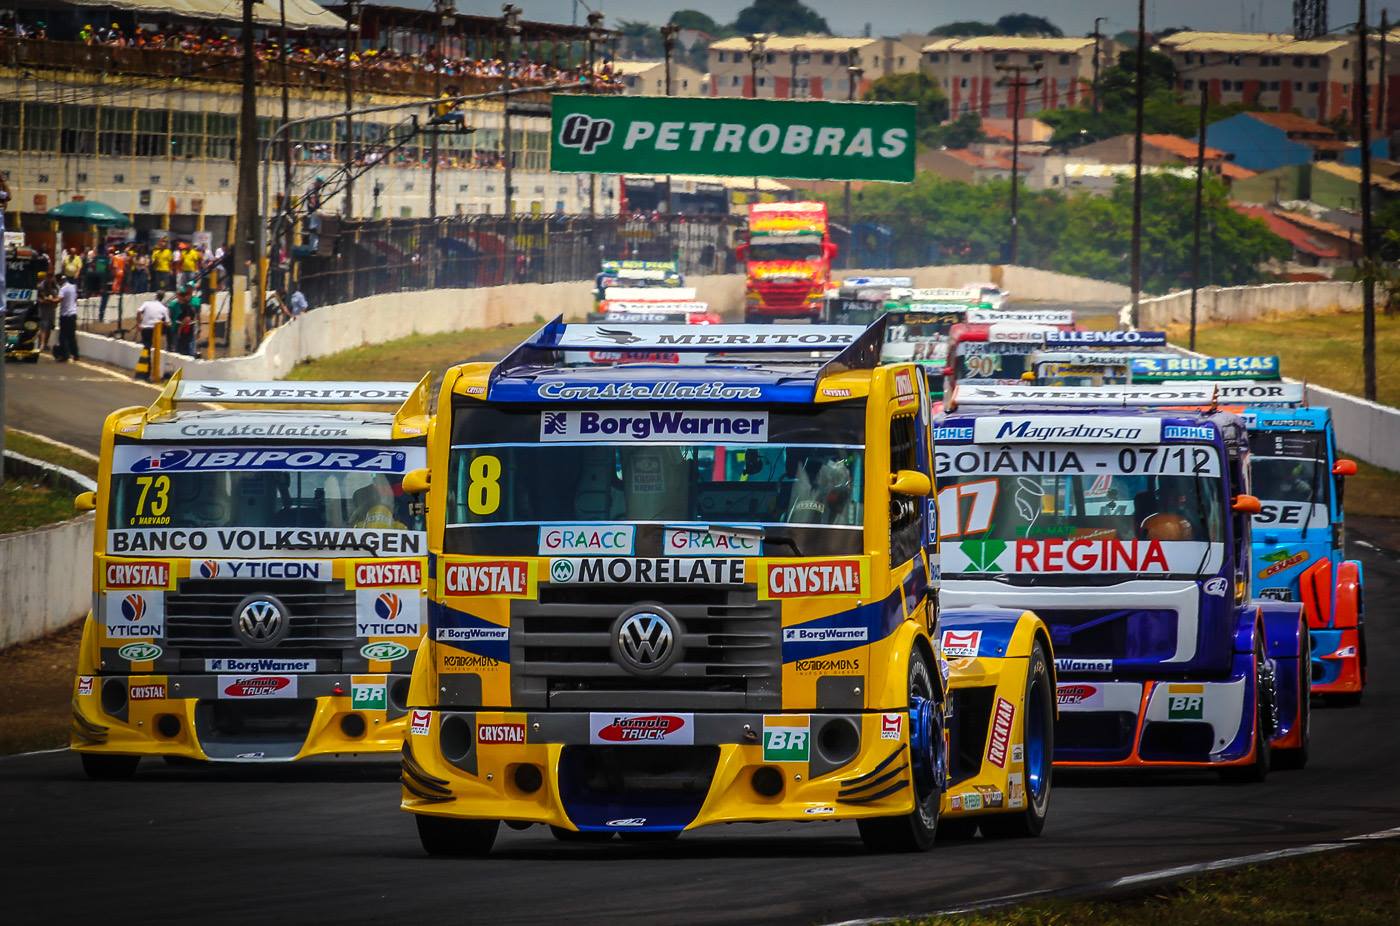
439;1;1314;38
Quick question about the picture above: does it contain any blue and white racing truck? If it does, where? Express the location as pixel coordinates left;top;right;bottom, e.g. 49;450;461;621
934;382;1310;778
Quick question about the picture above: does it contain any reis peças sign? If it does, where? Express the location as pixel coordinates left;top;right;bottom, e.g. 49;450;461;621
550;95;916;183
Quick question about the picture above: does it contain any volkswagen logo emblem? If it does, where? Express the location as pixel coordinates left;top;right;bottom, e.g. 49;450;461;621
233;595;289;648
612;606;681;676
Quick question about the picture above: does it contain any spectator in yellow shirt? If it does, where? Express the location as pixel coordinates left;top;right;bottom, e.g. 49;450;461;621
178;242;201;287
150;239;174;291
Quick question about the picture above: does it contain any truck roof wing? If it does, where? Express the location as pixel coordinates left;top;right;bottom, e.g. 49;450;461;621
148;370;433;429
952;381;1304;408
968;309;1074;325
1042;330;1167;347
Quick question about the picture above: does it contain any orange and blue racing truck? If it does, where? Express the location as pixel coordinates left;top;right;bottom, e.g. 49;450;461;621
935;382;1309;779
70;373;433;777
400;318;1056;854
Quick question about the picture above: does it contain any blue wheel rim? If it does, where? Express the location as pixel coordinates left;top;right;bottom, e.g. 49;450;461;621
1025;672;1049;802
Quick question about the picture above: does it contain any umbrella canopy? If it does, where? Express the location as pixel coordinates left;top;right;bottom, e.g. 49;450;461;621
46;200;131;227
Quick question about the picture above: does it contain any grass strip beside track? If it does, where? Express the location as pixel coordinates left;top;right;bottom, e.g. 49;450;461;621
285;323;539;382
915;839;1400;926
4;429;99;479
1;429;92;533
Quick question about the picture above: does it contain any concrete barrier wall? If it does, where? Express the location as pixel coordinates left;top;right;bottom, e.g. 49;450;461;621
1130;281;1363;329
75;265;1134;382
1;453;97;650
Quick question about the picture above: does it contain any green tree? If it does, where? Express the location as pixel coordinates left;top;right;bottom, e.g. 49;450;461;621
733;0;831;36
862;72;949;143
925;112;985;149
616;20;662;58
668;10;725;34
929;20;996;37
994;14;1063;37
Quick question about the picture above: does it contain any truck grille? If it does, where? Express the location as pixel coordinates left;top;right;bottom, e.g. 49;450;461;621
511;584;780;710
1040;608;1179;663
165;578;357;660
757;282;815;310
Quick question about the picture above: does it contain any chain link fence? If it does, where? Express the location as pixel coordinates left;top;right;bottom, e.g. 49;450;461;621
295;213;744;307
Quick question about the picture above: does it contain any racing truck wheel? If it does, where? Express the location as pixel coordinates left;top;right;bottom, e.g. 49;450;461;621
857;648;941;853
980;639;1054;838
1221;639;1272;783
416;814;500;857
80;753;140;780
1273;634;1310;771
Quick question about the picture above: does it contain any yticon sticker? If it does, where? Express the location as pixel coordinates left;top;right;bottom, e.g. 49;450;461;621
540;409;769;443
354;588;423;637
103;591;165;639
589;712;695;745
539;524;636;556
193;559;330;581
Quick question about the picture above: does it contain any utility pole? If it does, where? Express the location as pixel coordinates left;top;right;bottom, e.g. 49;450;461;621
502;4;521;218
429;0;454;221
343;0;360;218
1358;0;1378;400
1189;79;1208;351
586;11;604;216
748;33;769;198
279;0;293;290
1092;16;1106;114
661;22;679;216
790;43;805;98
232;0;259;354
1380;9;1389;134
844;48;863;261
996;63;1041;266
1129;0;1146;328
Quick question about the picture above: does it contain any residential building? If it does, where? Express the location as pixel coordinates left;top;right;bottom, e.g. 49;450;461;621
979;118;1055;144
1158;31;1399;132
1070;133;1254;183
919;147;1022;184
1231;204;1352;270
706;35;921;99
613;59;704;96
1231;160;1400;210
921;36;1115;118
1027;158;1196;194
1205;112;1389;172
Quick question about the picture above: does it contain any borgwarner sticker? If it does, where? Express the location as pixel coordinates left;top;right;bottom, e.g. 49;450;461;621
218;675;298;699
103;591;165;640
973;416;1163;444
590;712;695;745
539;524;636;556
664;527;762;557
206;657;315;672
540;410;768;444
115;445;409;474
536;381;762;401
353;588;423;637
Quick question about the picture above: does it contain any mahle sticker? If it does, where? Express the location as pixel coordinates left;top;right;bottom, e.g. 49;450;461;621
762;716;811;762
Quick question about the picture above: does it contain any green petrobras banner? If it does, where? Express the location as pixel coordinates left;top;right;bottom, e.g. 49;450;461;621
549;95;916;183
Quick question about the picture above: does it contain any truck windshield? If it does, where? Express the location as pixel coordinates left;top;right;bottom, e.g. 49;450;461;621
748;241;824;262
105;443;426;553
1248;431;1328;505
935;443;1226;577
446;404;866;556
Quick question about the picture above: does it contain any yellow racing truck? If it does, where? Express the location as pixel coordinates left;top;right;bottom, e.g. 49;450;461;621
71;374;433;776
400;319;1055;853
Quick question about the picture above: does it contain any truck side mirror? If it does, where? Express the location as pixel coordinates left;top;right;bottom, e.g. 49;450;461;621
74;491;96;512
735;243;749;261
1231;494;1262;514
889;470;932;497
824;241;838;260
1332;459;1357;477
402;468;431;495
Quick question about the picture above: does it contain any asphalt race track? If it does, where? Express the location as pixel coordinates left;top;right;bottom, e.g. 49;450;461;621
3;334;1397;926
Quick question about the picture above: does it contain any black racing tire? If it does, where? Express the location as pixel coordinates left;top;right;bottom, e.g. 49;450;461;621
1221;638;1272;783
1273;634;1310;770
415;814;500;857
857;647;940;853
549;825;615;843
80;752;140;780
979;639;1054;838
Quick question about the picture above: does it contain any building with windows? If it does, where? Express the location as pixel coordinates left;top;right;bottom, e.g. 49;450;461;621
706;35;921;99
1157;31;1398;132
1205;111;1389;172
0;2;619;248
613;59;704;96
920;36;1113;118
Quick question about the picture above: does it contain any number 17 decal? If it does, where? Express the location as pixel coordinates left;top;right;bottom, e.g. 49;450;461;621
937;480;998;540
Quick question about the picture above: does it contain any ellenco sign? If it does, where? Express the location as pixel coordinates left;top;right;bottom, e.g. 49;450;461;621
550;95;916;183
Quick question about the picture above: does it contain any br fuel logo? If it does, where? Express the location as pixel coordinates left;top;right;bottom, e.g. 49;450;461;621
762;716;810;762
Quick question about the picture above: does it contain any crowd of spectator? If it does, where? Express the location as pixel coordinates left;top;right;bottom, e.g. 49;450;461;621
0;19;623;91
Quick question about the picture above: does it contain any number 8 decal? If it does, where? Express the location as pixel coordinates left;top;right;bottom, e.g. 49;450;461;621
467;454;502;516
937;479;998;540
